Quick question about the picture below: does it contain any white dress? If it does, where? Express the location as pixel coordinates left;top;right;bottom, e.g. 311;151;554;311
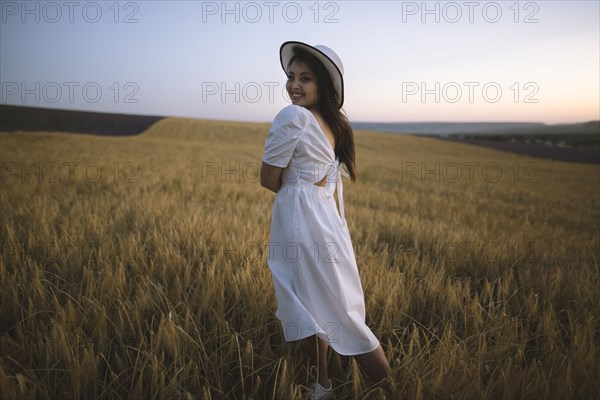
262;105;380;356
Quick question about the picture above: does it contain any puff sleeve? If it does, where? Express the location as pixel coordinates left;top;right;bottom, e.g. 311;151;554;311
262;105;308;168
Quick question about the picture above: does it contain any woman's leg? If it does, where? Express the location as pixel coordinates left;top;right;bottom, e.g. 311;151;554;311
354;344;391;383
301;335;330;388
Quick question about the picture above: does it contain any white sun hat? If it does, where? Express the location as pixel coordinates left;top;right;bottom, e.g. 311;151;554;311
279;41;345;109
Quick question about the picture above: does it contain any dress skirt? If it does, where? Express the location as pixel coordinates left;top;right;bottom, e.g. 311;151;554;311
267;181;380;356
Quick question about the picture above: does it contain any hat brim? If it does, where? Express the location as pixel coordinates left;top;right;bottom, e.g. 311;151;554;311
280;41;344;109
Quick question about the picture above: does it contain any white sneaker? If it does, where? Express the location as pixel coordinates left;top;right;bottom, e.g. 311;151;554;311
309;379;334;400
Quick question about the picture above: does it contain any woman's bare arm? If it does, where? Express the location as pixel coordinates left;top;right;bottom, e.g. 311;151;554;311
260;162;283;193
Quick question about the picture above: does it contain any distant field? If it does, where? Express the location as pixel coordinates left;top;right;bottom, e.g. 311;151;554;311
441;138;600;164
1;118;599;399
354;119;600;163
0;105;164;135
351;120;600;139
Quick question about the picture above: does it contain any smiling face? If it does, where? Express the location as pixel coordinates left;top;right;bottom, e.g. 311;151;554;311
286;60;319;109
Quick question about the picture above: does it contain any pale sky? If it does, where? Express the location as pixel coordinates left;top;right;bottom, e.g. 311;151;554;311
1;0;599;123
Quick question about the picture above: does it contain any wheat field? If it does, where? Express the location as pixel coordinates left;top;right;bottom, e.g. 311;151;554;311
1;118;599;399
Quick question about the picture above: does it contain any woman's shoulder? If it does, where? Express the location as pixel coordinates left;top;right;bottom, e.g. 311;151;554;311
272;105;311;126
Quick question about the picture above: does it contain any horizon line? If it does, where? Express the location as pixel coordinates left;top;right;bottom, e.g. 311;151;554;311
1;103;598;126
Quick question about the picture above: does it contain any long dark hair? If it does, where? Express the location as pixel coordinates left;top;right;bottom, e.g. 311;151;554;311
288;46;357;182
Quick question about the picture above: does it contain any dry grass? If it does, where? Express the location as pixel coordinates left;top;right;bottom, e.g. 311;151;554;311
1;117;599;399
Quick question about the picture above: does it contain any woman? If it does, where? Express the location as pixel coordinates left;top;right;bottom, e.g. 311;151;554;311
260;41;391;399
